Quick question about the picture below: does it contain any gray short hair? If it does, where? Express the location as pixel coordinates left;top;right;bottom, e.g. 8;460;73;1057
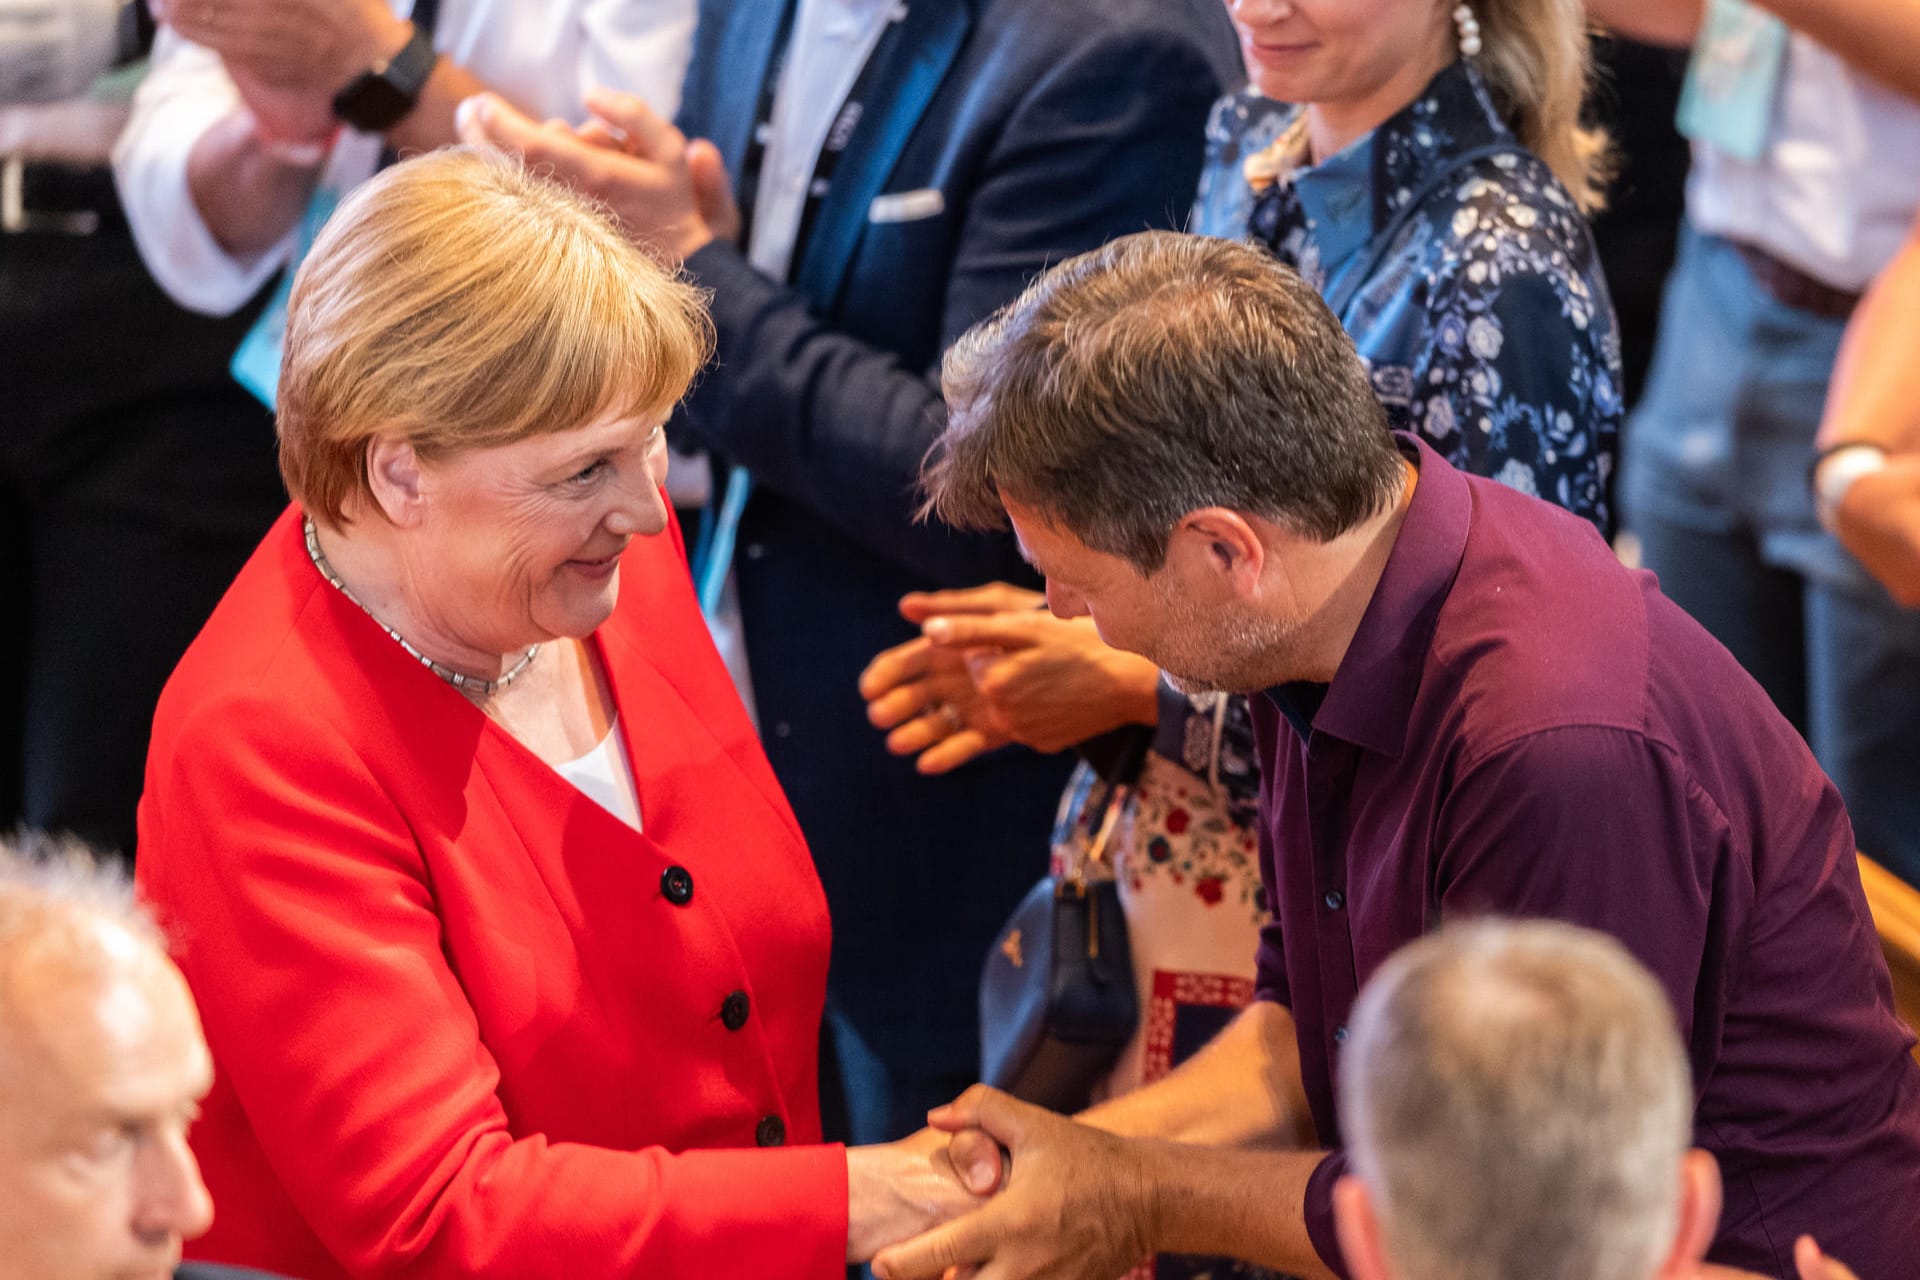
0;837;164;1057
1341;920;1692;1280
920;230;1403;571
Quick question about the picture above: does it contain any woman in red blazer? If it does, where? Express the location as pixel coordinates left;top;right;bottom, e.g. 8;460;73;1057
134;150;985;1279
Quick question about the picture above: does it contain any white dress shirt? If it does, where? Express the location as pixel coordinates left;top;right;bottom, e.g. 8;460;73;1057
696;0;896;723
112;0;695;315
1689;30;1920;290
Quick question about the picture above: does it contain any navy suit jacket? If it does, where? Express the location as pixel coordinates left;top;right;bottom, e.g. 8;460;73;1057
675;0;1241;1078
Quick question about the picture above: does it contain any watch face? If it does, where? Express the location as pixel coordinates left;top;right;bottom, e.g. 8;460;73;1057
335;75;415;132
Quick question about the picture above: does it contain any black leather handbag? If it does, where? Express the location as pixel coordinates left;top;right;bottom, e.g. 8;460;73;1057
979;781;1139;1113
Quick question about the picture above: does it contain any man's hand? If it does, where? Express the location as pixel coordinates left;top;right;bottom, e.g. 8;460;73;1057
847;1126;1005;1264
155;0;409;96
1833;454;1920;607
457;87;736;259
859;584;1162;774
871;1086;1158;1280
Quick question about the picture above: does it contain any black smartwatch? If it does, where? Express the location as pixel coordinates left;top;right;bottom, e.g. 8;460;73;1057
331;24;440;133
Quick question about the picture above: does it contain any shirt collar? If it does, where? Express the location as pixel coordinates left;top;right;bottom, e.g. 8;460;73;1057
1304;433;1472;758
1263;59;1512;280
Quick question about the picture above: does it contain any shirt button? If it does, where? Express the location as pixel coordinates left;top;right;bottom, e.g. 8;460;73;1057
721;989;751;1031
1323;890;1345;911
773;721;792;739
755;1114;787;1147
660;865;694;905
745;542;766;561
1333;1024;1350;1046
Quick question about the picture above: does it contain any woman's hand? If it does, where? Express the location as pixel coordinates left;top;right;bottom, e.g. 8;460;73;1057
846;1126;1003;1263
858;583;1162;774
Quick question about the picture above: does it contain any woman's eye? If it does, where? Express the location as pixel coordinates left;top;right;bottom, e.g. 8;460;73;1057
568;460;609;486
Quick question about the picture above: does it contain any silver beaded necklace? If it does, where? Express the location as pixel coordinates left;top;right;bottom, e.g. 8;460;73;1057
303;516;540;697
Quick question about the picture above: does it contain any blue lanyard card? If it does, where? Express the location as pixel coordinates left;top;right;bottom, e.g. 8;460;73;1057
1676;0;1789;164
231;184;341;411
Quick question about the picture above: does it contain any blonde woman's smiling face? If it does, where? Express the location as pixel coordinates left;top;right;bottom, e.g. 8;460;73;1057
404;407;674;656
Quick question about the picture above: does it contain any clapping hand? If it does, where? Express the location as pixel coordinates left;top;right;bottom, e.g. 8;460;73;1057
456;87;740;259
859;583;1162;774
154;0;408;135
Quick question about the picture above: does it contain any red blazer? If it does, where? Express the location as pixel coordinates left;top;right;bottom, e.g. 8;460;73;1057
137;507;845;1279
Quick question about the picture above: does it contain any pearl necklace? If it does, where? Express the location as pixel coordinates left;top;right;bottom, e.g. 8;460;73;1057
303;517;540;697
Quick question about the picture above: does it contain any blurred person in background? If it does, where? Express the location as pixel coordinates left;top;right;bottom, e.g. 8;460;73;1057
136;149;991;1280
1593;0;1920;888
0;0;285;866
0;0;146;103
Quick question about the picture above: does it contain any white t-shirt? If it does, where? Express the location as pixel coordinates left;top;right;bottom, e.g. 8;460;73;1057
551;716;642;832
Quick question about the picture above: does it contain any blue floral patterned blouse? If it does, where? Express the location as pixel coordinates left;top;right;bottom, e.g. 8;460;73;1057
1246;59;1621;535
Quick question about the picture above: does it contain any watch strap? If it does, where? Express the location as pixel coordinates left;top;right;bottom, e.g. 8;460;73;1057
1812;441;1889;535
331;24;439;133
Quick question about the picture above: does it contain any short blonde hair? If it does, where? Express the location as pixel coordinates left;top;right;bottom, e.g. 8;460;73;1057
277;147;714;525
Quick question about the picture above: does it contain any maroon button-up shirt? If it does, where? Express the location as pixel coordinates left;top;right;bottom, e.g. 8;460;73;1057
1255;437;1920;1279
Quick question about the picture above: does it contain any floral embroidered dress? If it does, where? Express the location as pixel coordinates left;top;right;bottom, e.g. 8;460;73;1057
1057;64;1624;1173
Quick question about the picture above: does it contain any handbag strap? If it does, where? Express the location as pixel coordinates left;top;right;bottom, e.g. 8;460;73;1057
412;0;442;36
1066;781;1131;891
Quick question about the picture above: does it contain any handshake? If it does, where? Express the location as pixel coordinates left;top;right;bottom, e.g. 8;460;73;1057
843;1086;1161;1280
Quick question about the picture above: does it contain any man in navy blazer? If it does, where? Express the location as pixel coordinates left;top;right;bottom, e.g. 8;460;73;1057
459;0;1242;1142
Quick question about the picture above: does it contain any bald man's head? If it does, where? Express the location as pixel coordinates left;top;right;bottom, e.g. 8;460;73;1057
0;841;214;1280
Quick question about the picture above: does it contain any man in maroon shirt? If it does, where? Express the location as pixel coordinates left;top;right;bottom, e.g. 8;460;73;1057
872;231;1920;1280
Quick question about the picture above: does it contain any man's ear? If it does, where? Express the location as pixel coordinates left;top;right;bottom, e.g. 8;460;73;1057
364;435;427;528
1168;507;1265;597
1333;1174;1394;1280
1654;1149;1723;1280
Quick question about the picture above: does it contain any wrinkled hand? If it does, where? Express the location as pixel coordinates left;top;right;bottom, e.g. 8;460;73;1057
156;0;408;96
847;1125;1006;1264
1832;454;1920;607
872;1087;1156;1280
456;87;736;258
859;583;1161;773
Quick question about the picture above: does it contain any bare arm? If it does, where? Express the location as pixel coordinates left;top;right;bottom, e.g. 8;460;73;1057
1815;216;1920;605
1818;216;1920;455
1080;999;1318;1149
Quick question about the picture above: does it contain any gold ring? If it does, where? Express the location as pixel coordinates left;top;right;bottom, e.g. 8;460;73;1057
931;702;963;734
